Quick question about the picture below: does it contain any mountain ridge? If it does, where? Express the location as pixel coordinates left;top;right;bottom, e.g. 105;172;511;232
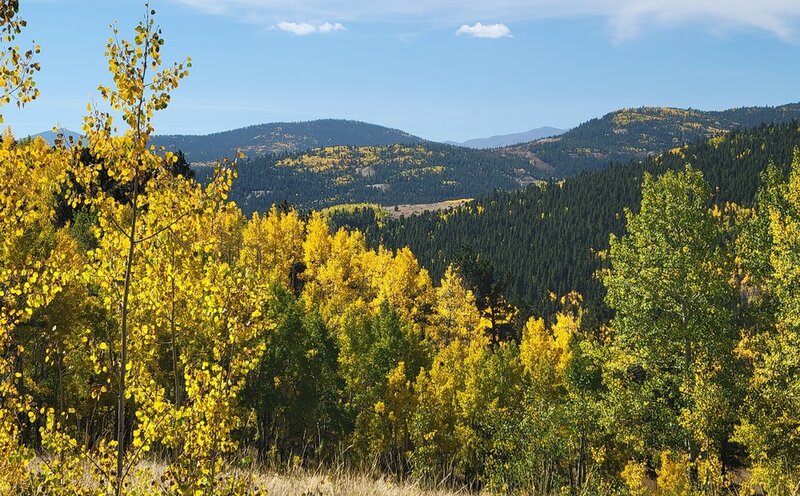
504;103;800;177
448;126;566;148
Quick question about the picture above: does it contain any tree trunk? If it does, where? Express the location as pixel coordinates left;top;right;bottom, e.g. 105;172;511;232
170;254;180;407
116;175;139;496
684;332;699;486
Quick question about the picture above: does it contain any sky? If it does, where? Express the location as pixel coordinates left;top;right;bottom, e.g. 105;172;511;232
4;0;800;142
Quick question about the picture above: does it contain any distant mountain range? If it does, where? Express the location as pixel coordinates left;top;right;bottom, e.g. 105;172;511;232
150;119;423;163
28;104;800;213
503;103;800;177
154;104;800;181
447;127;566;149
225;103;800;212
32;128;82;145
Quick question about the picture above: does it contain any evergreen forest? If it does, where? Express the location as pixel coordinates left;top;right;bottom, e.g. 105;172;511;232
334;122;800;321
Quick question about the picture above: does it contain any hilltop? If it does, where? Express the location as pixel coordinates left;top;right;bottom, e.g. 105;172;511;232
31;128;82;145
150;119;423;162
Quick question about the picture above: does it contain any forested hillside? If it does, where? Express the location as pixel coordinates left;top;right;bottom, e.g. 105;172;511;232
199;142;544;211
504;104;800;176
151;119;422;162
333;122;800;318
184;105;800;213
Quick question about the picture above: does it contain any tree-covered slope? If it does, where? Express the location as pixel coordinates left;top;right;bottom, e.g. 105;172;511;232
151;119;423;162
338;122;800;319
504;103;800;177
206;142;544;212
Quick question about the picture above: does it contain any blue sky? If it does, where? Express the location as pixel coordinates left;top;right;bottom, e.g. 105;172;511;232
4;0;800;142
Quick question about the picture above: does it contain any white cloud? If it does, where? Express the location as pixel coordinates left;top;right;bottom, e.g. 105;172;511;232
175;0;800;42
275;21;346;35
457;22;511;38
318;22;346;33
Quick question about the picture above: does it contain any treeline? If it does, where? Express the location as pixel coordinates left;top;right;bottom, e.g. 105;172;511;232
339;122;800;320
195;142;543;212
507;104;800;176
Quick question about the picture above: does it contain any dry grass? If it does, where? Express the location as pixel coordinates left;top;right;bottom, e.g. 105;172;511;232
29;459;475;496
254;470;474;496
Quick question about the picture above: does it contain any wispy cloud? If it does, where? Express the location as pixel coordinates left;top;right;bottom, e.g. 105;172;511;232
456;22;511;38
175;0;800;42
275;21;345;35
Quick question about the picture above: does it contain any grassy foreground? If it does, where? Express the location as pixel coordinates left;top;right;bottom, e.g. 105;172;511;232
30;460;473;496
255;470;470;496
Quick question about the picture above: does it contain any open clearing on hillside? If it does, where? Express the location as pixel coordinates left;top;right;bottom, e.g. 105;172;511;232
386;198;472;219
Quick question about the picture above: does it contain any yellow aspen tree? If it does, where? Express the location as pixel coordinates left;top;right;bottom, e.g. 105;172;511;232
368;361;417;474
370;247;435;328
736;151;800;493
240;206;305;288
360;244;393;298
0;134;76;492
412;282;492;482
519;312;575;391
656;451;692;496
72;6;193;493
301;211;331;282
411;339;474;482
303;227;368;324
456;339;524;488
163;225;268;493
516;303;601;493
84;145;265;494
0;9;79;485
431;264;483;346
122;174;236;457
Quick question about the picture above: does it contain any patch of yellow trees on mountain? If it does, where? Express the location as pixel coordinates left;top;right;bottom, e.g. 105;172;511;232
277;145;440;174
